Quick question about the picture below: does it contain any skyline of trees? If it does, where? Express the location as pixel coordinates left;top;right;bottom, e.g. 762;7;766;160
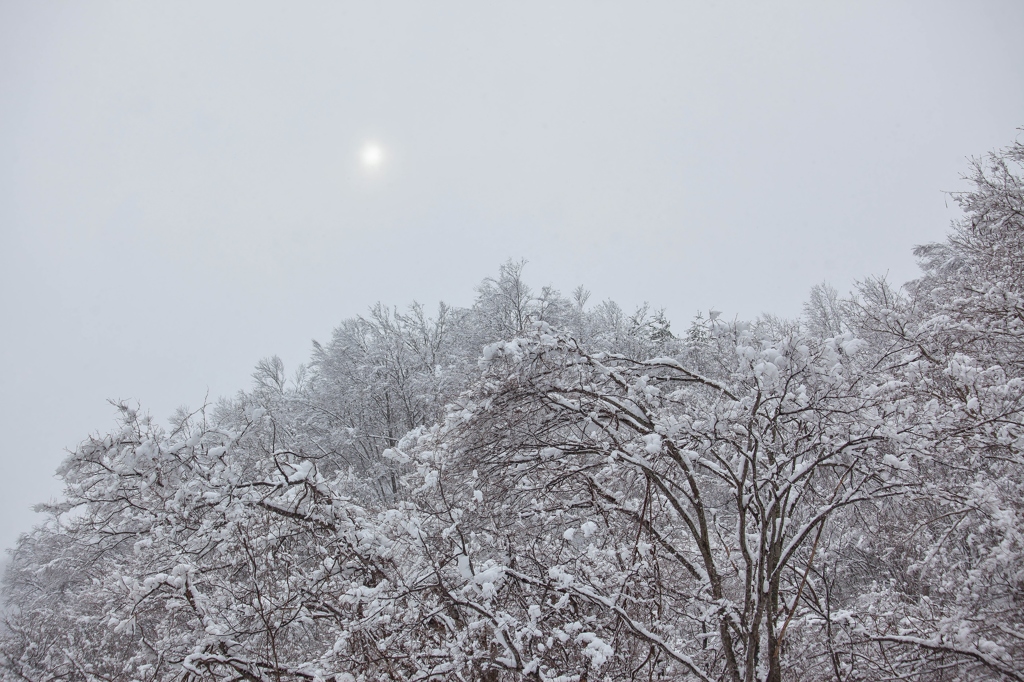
2;137;1022;681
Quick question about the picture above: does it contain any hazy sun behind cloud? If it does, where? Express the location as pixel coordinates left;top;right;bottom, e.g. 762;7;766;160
360;142;385;170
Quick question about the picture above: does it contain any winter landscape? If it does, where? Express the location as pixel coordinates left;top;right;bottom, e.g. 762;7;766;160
2;3;1024;681
3;144;1023;679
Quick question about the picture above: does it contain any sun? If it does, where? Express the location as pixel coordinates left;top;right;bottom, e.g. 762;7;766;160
361;142;384;170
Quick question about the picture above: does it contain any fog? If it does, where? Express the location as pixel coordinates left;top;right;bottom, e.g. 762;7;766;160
2;0;1023;553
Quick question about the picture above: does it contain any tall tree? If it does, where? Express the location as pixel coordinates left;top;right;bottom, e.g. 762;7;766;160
838;139;1024;680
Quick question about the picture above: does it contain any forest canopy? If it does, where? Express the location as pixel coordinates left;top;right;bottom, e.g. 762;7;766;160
2;138;1023;681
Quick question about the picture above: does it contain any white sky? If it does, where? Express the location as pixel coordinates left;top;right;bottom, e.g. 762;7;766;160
2;1;1023;554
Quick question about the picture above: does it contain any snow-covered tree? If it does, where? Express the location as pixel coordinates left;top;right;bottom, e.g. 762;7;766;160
393;317;915;681
835;139;1024;681
3;137;1024;682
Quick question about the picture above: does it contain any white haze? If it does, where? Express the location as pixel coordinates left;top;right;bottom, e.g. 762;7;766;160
1;0;1023;553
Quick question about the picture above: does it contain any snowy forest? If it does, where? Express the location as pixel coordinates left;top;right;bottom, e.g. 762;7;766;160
2;139;1023;682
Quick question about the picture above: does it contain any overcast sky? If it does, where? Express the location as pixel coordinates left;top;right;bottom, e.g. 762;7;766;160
1;1;1023;554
